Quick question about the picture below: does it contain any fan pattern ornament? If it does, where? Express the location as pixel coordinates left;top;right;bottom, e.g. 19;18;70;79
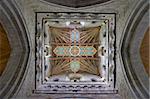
49;27;100;75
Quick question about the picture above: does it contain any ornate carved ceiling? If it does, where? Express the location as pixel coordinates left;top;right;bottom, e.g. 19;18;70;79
48;27;99;76
0;0;149;98
42;0;111;8
35;12;116;94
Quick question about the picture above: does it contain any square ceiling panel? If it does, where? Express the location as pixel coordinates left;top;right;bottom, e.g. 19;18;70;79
35;12;116;94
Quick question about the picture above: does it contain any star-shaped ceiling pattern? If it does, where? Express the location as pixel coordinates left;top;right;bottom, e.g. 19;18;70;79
48;27;100;76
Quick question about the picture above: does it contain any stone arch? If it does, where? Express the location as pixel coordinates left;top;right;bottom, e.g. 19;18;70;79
120;0;149;98
0;0;30;98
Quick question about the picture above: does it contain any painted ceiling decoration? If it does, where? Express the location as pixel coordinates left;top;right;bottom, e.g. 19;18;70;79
49;27;99;76
53;27;98;57
53;46;97;56
0;23;11;76
70;28;80;42
35;12;115;94
42;0;111;8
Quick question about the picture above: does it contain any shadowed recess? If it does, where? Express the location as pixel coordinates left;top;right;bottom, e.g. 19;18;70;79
42;0;111;8
140;27;149;76
0;23;11;76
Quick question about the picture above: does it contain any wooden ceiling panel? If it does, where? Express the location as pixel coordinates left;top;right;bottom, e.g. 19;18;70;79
0;23;11;76
140;27;150;76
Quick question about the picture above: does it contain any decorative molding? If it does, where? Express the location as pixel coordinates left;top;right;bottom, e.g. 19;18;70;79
35;12;116;94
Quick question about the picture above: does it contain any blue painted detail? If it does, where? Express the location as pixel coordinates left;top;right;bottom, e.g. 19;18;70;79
71;29;80;42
